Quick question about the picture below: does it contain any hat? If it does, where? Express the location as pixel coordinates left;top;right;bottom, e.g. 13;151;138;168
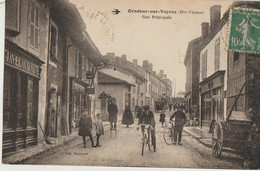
143;105;150;110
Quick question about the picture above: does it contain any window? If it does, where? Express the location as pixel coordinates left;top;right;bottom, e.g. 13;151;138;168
3;70;12;129
5;0;21;34
215;38;220;71
201;50;208;79
234;52;239;62
75;49;83;79
50;22;58;62
3;68;39;129
137;85;140;94
28;1;39;49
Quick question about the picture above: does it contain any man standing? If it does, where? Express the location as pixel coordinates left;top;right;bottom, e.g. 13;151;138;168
108;98;118;130
170;104;187;145
138;105;157;152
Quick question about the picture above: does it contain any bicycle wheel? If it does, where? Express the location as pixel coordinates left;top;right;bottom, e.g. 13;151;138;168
147;131;151;151
142;134;146;155
163;128;173;145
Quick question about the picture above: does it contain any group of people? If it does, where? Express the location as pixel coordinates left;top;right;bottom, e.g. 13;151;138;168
78;111;104;148
78;97;187;150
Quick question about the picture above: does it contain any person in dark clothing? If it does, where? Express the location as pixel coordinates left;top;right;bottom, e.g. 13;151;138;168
122;105;134;127
160;110;166;127
78;110;95;148
170;105;187;145
138;105;157;152
108;98;118;130
136;106;142;120
169;104;172;111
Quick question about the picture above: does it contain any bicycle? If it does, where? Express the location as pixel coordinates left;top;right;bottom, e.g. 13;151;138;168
163;120;175;145
138;124;153;155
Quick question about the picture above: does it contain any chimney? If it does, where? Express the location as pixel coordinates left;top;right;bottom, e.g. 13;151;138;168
164;74;167;78
121;54;127;61
201;22;209;40
210;5;221;32
159;70;164;77
148;63;153;71
115;56;120;65
143;60;149;69
106;52;115;58
133;59;138;65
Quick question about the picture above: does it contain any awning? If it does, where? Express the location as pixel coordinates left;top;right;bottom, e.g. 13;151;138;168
199;70;225;86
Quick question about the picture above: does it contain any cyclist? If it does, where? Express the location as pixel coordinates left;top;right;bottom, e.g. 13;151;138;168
169;103;187;145
138;105;157;152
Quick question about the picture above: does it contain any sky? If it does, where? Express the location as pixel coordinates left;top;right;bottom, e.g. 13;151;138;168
70;0;233;95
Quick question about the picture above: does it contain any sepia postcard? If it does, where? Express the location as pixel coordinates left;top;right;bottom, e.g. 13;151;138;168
1;0;260;171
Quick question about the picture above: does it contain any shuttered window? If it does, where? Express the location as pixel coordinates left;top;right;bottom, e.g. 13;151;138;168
215;38;220;71
28;1;39;49
5;0;21;34
50;21;58;62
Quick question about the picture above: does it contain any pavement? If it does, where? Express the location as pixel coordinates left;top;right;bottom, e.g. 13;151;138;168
183;126;212;148
2;119;119;164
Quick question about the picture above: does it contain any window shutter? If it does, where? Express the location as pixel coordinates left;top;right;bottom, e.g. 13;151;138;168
35;6;39;49
5;0;20;34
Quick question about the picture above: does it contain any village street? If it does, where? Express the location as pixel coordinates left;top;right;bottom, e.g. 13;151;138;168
23;113;244;168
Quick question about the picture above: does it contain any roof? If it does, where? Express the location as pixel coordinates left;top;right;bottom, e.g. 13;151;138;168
98;72;135;87
124;68;147;82
45;0;86;33
184;37;202;66
80;31;107;67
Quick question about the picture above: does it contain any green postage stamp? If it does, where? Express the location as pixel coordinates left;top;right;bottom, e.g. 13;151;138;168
229;8;260;53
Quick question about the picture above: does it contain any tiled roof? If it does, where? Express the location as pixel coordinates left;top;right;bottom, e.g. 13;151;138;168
98;72;135;86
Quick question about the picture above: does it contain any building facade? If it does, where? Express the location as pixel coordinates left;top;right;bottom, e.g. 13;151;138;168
3;0;49;154
3;0;105;155
184;37;201;116
199;5;228;126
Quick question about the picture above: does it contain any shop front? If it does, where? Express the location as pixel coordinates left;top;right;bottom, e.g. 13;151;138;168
69;77;89;132
200;71;225;127
3;41;44;154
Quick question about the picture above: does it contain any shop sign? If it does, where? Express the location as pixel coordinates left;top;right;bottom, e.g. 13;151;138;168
212;95;222;99
74;82;85;92
4;50;41;77
204;98;212;102
86;88;95;94
86;71;95;79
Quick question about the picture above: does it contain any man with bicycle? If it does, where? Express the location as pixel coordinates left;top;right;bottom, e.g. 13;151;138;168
138;105;157;152
169;104;187;145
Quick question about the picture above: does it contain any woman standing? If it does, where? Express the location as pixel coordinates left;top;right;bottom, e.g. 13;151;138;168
122;105;134;127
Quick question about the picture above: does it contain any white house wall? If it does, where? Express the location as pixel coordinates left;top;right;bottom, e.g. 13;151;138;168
200;22;229;119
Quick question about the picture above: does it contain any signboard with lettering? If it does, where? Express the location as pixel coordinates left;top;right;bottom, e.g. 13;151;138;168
4;49;41;77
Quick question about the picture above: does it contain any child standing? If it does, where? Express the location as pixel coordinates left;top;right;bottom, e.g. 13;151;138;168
94;113;104;147
160;110;166;127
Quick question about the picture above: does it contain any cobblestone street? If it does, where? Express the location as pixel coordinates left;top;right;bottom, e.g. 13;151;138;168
23;113;244;168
